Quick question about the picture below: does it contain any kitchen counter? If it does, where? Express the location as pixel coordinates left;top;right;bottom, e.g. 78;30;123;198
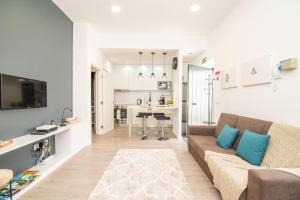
127;105;178;138
127;105;178;110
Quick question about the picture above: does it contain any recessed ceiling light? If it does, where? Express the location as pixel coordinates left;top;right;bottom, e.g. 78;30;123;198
111;5;121;13
190;4;200;12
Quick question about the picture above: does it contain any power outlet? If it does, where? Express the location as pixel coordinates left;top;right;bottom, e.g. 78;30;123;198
33;141;44;152
33;143;40;151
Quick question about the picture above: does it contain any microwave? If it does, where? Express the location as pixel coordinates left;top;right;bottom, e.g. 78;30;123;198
157;81;172;90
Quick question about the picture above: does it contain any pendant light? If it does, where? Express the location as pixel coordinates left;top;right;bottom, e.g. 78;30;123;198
162;52;167;79
138;52;143;79
150;52;155;79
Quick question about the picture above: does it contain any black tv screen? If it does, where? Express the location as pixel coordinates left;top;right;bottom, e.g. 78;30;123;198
0;74;47;110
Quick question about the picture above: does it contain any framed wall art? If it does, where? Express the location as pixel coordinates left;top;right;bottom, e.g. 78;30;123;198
240;55;272;86
221;67;238;89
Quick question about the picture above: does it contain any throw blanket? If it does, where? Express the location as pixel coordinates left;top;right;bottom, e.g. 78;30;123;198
204;151;260;200
205;151;300;200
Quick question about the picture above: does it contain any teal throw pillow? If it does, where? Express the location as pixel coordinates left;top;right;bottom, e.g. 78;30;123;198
236;130;270;166
216;124;239;149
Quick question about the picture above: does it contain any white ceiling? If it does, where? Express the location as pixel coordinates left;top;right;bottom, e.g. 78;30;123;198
100;49;178;65
53;0;240;35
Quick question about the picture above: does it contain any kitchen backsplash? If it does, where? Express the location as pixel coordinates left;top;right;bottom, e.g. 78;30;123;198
114;91;172;105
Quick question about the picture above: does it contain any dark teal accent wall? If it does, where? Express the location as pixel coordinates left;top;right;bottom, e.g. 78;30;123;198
0;0;73;174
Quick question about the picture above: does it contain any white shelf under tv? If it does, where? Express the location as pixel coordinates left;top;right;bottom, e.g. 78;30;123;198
0;123;85;200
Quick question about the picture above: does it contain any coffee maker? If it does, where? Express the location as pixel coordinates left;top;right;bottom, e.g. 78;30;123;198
159;96;165;105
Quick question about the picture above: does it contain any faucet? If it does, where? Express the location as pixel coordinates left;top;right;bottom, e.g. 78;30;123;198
61;107;73;126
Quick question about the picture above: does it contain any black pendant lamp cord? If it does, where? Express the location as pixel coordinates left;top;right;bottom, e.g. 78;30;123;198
152;53;154;72
164;53;166;73
140;52;142;73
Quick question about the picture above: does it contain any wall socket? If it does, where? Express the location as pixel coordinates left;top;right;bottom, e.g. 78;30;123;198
33;142;42;151
33;138;49;152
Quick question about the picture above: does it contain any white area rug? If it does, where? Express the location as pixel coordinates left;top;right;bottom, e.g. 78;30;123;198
89;149;194;200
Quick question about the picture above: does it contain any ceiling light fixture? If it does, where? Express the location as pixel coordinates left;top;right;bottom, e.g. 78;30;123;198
150;52;155;79
162;52;167;79
190;4;200;12
111;5;121;13
138;52;143;79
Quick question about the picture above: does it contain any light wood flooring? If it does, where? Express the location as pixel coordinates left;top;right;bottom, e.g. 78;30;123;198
19;128;221;200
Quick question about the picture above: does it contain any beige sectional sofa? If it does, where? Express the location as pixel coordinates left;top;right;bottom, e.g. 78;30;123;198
188;113;300;200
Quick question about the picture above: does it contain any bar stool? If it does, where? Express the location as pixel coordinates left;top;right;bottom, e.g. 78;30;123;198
0;169;13;200
153;113;170;140
136;112;152;140
153;113;164;135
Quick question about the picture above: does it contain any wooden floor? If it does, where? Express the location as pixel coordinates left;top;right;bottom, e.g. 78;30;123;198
20;128;221;200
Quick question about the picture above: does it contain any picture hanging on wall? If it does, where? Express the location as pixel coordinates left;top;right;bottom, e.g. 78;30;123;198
240;55;272;86
221;67;238;89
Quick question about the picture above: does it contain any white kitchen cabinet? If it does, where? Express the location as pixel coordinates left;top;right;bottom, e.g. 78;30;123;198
128;66;144;90
142;66;159;90
113;65;173;91
113;65;129;90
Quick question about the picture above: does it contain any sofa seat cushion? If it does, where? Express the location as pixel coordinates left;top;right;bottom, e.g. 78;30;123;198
197;143;236;160
189;135;216;150
189;135;236;159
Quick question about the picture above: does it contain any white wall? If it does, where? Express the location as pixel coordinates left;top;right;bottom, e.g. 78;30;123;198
73;23;92;146
205;0;300;126
172;51;183;137
73;23;114;144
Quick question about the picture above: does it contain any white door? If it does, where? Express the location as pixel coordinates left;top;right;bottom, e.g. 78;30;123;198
96;70;114;135
188;66;212;125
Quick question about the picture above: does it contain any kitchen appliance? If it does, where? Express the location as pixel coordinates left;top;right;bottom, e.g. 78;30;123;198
137;98;142;105
0;73;47;110
114;105;128;127
159;96;165;105
157;81;172;90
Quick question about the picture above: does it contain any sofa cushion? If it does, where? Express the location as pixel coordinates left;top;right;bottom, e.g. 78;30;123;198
233;116;272;149
217;124;239;149
197;143;236;160
236;130;270;166
215;113;239;137
262;123;300;168
189;135;216;151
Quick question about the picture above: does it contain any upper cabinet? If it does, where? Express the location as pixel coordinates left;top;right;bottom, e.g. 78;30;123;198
128;66;144;90
113;65;129;90
113;65;173;91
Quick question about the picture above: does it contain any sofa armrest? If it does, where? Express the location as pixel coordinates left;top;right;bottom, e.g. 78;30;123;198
188;125;216;136
247;169;300;200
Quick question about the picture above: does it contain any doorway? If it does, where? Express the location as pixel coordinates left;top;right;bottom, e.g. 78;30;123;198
91;69;96;134
95;69;114;135
188;65;214;125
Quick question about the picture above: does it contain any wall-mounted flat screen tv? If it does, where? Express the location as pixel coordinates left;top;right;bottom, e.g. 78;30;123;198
0;74;47;110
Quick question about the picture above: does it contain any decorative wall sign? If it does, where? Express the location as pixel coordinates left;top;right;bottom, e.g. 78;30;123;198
241;55;272;86
221;67;238;89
